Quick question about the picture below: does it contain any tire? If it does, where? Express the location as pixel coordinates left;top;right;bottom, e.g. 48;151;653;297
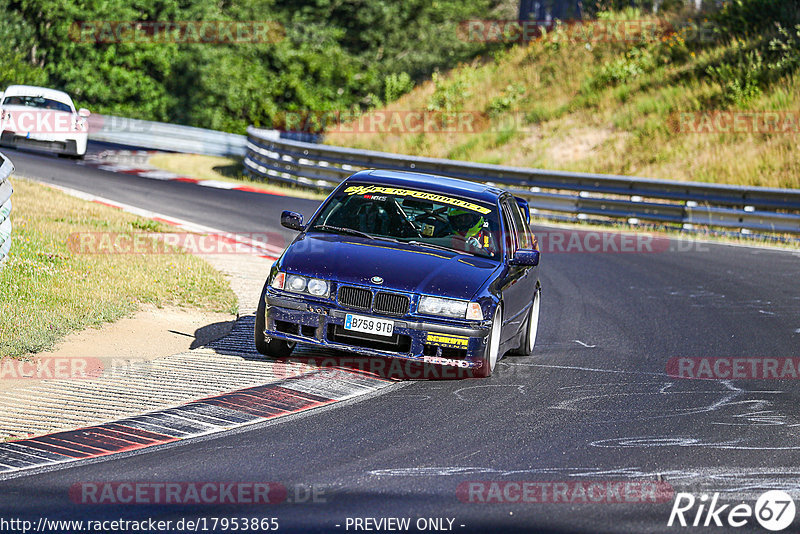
510;287;541;356
254;283;295;358
475;306;503;378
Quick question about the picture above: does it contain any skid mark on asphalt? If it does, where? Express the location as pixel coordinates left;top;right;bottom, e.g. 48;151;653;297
453;384;527;401
367;466;800;499
503;363;800;450
591;436;800;451
632;285;800;317
504;362;665;376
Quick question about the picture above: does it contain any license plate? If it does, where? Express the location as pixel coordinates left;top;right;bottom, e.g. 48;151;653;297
344;314;394;337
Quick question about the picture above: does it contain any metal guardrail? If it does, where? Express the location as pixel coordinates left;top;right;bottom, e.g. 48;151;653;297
244;126;800;235
0;151;15;266
88;115;248;157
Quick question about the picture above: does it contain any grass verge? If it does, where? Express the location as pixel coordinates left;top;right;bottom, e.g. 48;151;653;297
0;177;238;359
147;153;326;200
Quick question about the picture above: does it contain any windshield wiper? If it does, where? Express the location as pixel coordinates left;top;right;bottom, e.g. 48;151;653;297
405;240;471;255
312;224;375;240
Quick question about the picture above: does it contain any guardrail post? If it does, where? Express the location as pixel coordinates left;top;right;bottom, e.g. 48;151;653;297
0;152;15;267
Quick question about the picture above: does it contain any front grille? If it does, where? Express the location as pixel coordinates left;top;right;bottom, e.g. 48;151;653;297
338;286;372;310
373;292;410;316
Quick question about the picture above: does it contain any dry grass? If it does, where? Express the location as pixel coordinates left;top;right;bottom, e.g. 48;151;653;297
0;178;238;358
325;17;800;189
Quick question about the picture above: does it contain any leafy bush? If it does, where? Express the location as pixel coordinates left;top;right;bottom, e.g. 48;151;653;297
706;48;763;107
486;83;526;117
766;23;800;79
1;0;496;133
384;72;415;103
427;69;477;112
712;0;800;39
590;46;656;89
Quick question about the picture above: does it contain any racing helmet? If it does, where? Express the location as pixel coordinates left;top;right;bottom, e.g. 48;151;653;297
447;208;484;239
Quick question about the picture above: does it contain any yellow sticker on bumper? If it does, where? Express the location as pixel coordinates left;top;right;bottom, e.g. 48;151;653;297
425;333;470;349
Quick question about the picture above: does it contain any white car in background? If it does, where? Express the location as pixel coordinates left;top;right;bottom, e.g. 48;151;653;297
0;85;90;158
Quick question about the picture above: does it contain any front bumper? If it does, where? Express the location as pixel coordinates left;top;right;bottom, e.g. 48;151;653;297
0;130;87;156
263;291;491;371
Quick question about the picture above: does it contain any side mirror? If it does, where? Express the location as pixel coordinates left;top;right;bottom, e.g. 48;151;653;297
78;108;91;118
281;210;304;231
510;249;539;267
515;197;530;224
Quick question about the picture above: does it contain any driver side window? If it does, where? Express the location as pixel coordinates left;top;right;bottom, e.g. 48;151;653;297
509;201;532;250
502;197;533;255
501;201;519;256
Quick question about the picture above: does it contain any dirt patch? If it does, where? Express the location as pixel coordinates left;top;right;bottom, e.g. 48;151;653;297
546;125;615;163
0;304;235;391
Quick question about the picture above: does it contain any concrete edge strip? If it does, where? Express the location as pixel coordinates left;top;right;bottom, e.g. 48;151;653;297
0;369;393;476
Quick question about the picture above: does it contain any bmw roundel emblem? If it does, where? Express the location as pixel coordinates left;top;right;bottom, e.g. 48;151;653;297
371;276;384;285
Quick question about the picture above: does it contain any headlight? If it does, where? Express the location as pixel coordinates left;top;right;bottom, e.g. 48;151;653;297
287;275;307;292
272;272;329;297
418;296;469;319
307;278;329;296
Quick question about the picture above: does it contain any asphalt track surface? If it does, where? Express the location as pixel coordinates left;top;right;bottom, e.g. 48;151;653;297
2;143;800;533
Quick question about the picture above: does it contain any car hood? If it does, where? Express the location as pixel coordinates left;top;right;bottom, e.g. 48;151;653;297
280;233;500;300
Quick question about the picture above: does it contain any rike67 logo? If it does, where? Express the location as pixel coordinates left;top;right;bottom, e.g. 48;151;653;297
668;491;796;531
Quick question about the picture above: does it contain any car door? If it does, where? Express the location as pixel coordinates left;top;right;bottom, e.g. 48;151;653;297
498;196;530;343
507;196;538;304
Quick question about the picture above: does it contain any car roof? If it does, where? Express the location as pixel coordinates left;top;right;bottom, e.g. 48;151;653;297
2;85;74;106
346;169;506;204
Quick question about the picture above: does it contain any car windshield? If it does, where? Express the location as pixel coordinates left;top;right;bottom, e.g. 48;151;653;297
309;183;501;259
2;95;72;113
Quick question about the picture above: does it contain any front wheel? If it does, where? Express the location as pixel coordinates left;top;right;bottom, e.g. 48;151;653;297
254;285;295;358
475;306;502;378
510;288;540;356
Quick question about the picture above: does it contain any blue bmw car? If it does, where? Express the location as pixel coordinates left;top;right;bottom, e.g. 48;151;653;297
255;169;541;378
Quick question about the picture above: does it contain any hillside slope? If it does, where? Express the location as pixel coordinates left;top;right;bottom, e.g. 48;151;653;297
325;3;800;189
